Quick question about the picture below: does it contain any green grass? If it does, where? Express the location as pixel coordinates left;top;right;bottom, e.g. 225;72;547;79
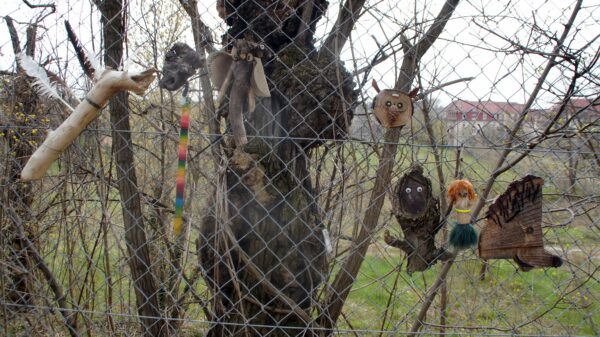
339;253;600;335
6;129;598;336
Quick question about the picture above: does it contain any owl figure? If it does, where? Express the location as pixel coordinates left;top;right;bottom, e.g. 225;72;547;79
371;80;419;128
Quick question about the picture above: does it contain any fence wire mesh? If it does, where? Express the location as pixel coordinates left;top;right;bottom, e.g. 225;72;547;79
0;0;598;336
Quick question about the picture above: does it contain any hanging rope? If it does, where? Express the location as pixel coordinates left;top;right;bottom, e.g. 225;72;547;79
173;83;191;236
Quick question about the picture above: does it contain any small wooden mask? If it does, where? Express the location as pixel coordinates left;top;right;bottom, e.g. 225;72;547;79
479;175;562;271
386;164;452;273
394;164;432;220
371;80;419;128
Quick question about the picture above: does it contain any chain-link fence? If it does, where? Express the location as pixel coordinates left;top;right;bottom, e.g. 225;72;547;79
1;0;598;336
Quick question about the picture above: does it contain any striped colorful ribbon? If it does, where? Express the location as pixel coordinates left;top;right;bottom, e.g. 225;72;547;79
173;95;191;236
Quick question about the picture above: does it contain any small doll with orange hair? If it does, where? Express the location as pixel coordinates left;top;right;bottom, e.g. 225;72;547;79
447;179;478;250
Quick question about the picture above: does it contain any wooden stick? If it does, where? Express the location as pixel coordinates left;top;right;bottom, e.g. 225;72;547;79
20;68;156;181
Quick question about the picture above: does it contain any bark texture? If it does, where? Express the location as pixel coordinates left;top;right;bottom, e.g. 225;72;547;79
96;0;167;335
197;1;357;336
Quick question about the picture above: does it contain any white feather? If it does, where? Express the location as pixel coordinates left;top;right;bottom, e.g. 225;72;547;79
83;46;103;80
18;53;74;112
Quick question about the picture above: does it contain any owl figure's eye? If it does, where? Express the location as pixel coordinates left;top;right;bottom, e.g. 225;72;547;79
405;187;412;193
417;186;423;192
397;102;404;109
385;101;392;107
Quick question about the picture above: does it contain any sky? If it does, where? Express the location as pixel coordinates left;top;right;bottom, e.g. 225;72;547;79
0;0;598;109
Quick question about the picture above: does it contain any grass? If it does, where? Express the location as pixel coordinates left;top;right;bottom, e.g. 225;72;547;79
340;252;600;336
4;131;599;336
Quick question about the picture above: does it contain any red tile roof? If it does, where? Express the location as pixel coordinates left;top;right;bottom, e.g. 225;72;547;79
556;98;600;113
442;100;526;121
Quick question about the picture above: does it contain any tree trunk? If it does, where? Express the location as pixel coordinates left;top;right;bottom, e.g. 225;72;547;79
199;138;329;336
197;1;356;335
96;1;167;335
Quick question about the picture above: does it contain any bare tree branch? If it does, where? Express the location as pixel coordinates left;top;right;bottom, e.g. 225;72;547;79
21;0;56;12
409;259;454;336
319;0;461;331
413;0;460;61
409;2;584;336
95;0;168;335
178;0;216;54
471;0;583;219
5;206;79;337
4;16;22;58
321;0;367;56
415;76;474;100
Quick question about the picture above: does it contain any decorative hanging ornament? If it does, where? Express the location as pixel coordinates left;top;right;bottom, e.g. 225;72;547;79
208;40;270;147
479;175;562;271
173;88;191;236
371;80;419;128
447;179;478;250
386;164;452;273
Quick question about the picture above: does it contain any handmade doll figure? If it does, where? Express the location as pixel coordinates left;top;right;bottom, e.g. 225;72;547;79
447;179;478;250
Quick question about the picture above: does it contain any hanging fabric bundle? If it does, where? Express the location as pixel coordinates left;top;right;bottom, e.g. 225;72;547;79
447;179;478;250
173;84;191;236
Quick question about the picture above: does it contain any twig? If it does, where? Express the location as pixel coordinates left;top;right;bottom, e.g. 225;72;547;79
418;69;452;334
421;321;516;333
340;311;361;337
5;206;79;337
321;0;367;56
408;260;454;337
414;77;474;100
77;165;174;212
542;207;576;228
22;0;56;12
321;0;461;331
471;0;583;219
352;28;408;78
378;267;401;337
409;2;584;336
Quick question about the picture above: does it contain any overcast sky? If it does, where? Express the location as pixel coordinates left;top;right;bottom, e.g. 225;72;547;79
1;0;598;108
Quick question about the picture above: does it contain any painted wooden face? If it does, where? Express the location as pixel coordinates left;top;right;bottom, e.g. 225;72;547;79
372;89;414;128
396;169;432;219
400;176;429;216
